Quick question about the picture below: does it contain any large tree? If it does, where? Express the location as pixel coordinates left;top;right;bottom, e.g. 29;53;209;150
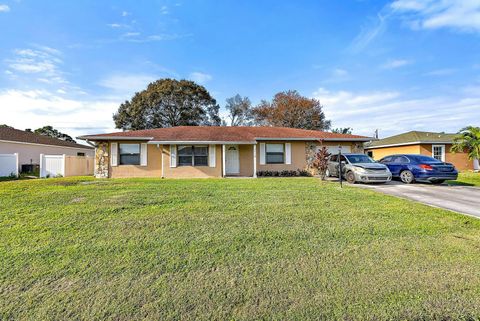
451;126;480;161
252;90;331;130
34;126;76;143
225;94;253;126
113;79;221;130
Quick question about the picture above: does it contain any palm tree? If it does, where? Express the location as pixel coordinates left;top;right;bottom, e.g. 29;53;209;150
451;126;480;167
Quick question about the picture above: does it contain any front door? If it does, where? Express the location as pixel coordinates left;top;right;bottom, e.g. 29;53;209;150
225;145;240;174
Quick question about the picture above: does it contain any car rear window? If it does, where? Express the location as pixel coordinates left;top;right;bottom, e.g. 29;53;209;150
412;155;443;164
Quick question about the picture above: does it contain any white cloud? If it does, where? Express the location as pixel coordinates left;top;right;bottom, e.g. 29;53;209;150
189;72;212;84
333;68;348;77
348;8;392;53
107;23;122;28
161;5;169;14
312;87;480;137
423;68;457;76
99;74;158;97
391;0;480;33
122;32;141;37
0;89;119;139
0;4;10;12
381;59;412;69
5;47;66;84
121;11;130;17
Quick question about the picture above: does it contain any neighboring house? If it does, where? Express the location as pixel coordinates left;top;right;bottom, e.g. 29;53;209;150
0;127;94;172
364;131;478;171
78;126;371;178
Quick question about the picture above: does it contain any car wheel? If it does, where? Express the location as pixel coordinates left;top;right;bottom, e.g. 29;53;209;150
346;171;356;184
431;179;445;185
400;170;415;184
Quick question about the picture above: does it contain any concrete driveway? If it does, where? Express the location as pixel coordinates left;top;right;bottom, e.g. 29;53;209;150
348;180;480;218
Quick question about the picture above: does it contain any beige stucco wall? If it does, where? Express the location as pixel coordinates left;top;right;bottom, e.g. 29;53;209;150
368;145;422;161
256;141;307;172
101;140;365;178
162;144;222;178
110;143;162;178
239;144;254;176
420;144;473;171
367;144;473;171
0;140;94;171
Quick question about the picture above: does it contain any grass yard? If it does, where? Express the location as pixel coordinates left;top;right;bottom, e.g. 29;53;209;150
1;177;480;320
448;171;480;186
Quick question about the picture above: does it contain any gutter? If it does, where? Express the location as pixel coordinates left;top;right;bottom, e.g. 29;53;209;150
77;136;154;141
365;141;453;149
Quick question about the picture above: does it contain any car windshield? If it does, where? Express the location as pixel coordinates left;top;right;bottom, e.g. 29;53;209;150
345;154;375;164
412;155;443;164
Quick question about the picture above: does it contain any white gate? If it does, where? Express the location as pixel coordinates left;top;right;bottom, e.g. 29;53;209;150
0;153;19;177
40;154;65;178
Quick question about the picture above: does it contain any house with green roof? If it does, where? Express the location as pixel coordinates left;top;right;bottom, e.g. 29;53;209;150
364;131;478;171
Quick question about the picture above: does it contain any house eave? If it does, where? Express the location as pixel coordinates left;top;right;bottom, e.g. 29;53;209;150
77;136;154;141
148;140;256;145
365;141;453;149
255;137;372;142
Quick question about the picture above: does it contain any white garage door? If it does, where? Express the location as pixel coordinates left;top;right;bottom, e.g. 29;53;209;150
317;145;351;155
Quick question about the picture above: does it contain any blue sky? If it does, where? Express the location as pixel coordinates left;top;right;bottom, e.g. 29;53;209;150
0;0;479;140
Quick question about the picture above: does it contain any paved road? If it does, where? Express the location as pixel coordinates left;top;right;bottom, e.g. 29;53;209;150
352;180;480;218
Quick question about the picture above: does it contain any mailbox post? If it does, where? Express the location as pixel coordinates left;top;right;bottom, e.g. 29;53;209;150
338;145;343;188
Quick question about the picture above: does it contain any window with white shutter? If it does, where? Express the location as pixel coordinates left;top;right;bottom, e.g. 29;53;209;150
285;143;292;165
140;143;148;166
110;142;118;166
259;143;266;165
209;145;216;167
170;145;177;167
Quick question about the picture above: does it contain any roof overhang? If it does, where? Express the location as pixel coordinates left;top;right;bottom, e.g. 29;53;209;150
365;141;453;149
0;139;94;150
77;136;154;141
148;141;256;145
255;137;372;142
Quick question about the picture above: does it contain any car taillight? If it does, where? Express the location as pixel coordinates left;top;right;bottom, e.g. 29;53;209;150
419;164;433;170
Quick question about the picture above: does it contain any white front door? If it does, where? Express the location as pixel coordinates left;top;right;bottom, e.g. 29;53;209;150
225;145;240;174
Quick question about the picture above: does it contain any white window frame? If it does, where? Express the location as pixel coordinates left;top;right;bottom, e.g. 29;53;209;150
118;143;141;166
177;145;209;167
432;144;445;162
265;143;285;164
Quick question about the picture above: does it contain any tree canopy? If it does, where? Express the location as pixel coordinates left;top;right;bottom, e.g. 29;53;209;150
252;90;331;131
452;126;480;161
332;127;353;134
113;79;221;130
33;126;76;143
225;94;253;126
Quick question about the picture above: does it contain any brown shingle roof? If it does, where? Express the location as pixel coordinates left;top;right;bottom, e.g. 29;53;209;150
0;127;93;149
78;126;371;142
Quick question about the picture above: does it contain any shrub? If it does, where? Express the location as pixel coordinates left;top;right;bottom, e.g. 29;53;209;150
297;169;312;177
312;146;331;180
256;169;311;177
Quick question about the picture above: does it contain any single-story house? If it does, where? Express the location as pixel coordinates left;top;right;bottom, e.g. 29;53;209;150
0;127;94;172
78;126;371;178
364;130;479;171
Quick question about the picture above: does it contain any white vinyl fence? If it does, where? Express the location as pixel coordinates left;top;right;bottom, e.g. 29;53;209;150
40;154;94;178
40;154;65;178
0;153;19;177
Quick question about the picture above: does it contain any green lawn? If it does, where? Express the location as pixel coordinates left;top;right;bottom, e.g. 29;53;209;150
1;177;480;320
448;171;480;186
